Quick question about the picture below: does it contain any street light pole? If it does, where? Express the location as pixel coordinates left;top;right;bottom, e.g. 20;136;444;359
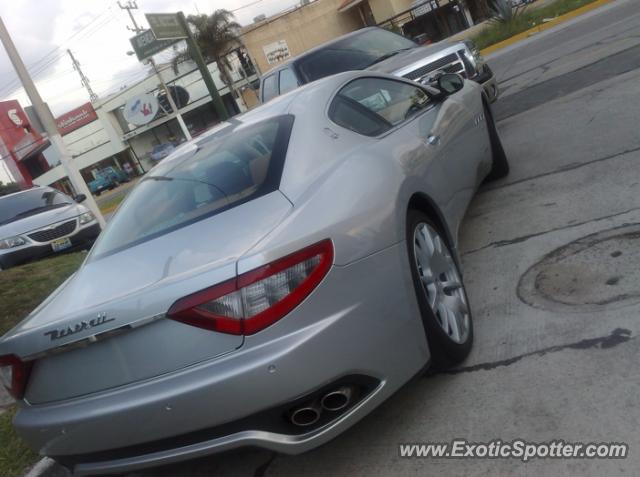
0;16;106;228
120;1;192;142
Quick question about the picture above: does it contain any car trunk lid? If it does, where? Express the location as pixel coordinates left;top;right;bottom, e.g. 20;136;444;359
0;191;292;404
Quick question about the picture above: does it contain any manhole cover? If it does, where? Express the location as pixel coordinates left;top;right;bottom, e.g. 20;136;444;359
518;225;640;312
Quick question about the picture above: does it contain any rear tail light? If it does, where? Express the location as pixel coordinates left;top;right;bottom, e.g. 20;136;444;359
168;240;334;335
0;355;32;400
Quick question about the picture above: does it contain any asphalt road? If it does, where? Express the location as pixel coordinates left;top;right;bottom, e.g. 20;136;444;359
46;1;640;475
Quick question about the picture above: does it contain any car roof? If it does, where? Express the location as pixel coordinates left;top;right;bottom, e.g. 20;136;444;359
0;185;48;200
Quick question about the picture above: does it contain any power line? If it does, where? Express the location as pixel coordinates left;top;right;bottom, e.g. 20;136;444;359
24;6;113;71
231;0;264;13
0;8;117;98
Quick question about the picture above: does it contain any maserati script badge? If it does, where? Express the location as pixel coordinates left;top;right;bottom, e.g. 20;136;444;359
44;312;115;341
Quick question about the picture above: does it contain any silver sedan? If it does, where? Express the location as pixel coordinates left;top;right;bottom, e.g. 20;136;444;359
0;70;508;475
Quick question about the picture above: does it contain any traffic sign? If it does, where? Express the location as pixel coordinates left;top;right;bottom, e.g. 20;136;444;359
146;13;186;40
130;29;178;62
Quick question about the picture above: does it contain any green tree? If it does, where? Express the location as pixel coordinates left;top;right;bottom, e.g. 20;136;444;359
0;181;20;197
172;10;242;102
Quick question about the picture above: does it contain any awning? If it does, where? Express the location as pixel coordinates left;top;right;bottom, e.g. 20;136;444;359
13;132;49;162
338;0;365;12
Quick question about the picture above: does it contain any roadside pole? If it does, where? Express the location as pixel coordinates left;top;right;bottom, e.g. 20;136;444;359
0;16;106;228
121;2;192;142
150;58;192;141
176;11;229;121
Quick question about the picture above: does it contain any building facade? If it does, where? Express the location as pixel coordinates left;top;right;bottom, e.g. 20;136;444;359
241;0;487;74
242;0;366;74
0;100;49;187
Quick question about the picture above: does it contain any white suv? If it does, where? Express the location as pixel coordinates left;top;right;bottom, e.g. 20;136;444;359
259;27;498;104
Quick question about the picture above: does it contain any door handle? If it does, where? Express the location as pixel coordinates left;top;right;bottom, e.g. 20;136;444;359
426;134;440;146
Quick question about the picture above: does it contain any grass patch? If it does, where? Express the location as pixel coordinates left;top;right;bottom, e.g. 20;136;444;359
98;194;125;214
0;252;85;336
0;253;86;476
0;408;39;477
473;0;601;50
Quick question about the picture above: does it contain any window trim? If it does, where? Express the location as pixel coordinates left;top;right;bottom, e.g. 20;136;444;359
261;73;280;102
327;76;438;138
328;94;393;137
278;68;299;96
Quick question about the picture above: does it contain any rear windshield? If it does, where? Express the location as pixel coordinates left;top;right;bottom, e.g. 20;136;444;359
90;115;294;257
296;28;416;83
0;188;72;225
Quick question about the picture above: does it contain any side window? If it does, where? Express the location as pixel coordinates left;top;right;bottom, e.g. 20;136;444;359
278;69;298;95
329;78;432;135
261;74;279;102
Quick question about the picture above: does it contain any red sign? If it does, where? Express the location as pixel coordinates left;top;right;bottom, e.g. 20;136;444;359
56;102;98;136
0;100;48;186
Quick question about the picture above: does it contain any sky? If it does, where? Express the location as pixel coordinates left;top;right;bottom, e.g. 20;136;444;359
0;0;296;116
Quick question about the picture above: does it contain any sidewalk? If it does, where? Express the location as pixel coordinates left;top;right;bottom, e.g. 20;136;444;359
448;0;614;54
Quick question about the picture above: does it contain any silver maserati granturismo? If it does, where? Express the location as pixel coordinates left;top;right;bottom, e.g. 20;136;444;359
0;70;508;475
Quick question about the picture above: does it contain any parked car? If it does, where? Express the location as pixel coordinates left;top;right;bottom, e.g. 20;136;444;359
150;142;176;162
259;26;499;104
0;70;508;475
88;166;129;195
0;186;100;270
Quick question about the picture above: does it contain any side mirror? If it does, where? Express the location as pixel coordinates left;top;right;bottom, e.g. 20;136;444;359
437;73;464;95
75;193;87;203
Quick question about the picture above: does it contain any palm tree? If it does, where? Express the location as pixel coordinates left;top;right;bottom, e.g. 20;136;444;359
172;10;243;102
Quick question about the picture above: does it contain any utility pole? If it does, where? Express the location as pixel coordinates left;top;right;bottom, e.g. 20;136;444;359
119;1;192;141
67;49;98;103
0;16;106;227
117;0;142;33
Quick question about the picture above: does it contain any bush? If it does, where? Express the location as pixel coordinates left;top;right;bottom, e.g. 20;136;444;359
0;182;20;197
473;0;600;50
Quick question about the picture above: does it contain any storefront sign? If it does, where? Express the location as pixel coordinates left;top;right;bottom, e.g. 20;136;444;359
263;40;290;65
130;29;179;62
56;103;98;136
146;13;186;40
7;109;23;126
123;93;160;126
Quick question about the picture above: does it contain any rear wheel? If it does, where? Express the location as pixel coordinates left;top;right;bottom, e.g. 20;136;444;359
407;210;473;367
484;103;509;181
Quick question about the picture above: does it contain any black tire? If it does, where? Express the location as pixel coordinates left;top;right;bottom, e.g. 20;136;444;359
483;102;509;181
406;210;473;368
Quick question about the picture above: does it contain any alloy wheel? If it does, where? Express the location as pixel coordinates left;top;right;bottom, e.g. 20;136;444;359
413;222;470;344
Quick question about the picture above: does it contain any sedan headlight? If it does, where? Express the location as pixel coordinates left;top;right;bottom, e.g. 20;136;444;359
0;236;26;250
78;212;95;225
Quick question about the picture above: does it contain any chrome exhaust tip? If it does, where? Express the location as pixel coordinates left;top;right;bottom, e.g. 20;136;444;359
290;402;322;427
320;386;353;412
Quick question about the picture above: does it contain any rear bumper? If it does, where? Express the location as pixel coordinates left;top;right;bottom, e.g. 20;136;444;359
0;223;101;269
14;242;429;476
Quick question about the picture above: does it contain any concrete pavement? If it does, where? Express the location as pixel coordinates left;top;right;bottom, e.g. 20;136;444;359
43;1;640;475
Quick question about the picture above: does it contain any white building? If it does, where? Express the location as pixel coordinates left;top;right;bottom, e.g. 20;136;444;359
34;51;259;191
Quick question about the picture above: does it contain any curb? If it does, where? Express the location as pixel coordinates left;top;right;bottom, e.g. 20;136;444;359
479;0;615;56
23;458;57;477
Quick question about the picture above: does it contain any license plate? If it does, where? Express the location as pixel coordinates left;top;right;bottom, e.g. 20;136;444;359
51;237;72;252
